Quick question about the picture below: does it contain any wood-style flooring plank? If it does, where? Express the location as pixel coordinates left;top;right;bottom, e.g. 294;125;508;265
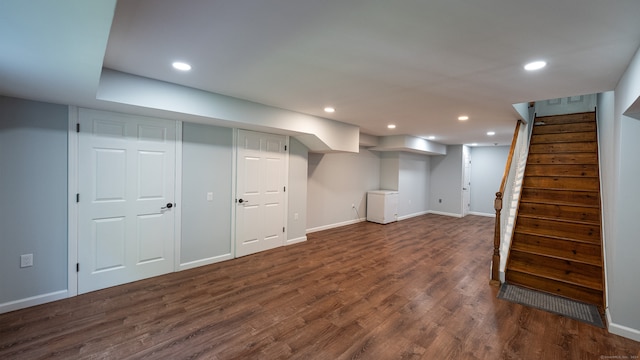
1;214;639;359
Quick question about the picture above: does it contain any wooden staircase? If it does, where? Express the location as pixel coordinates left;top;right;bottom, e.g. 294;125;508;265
505;111;604;308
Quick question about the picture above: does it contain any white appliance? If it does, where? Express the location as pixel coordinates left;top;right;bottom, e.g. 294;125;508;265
366;190;399;224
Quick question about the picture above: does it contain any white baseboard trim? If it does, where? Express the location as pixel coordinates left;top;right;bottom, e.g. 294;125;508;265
606;309;640;342
178;253;233;271
469;211;495;218
286;236;307;245
398;211;430;221
306;218;366;233
0;289;68;315
428;210;463;218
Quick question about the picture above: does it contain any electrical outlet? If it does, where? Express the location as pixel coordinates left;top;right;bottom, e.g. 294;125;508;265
294;212;299;220
207;192;213;201
20;254;33;268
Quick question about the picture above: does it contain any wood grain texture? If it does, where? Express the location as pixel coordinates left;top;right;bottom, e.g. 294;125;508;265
1;215;638;359
509;111;606;307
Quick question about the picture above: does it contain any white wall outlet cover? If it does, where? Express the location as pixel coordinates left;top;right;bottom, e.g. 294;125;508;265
207;192;213;201
20;253;33;268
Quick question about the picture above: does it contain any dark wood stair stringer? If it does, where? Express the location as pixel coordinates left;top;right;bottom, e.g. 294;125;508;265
505;111;605;311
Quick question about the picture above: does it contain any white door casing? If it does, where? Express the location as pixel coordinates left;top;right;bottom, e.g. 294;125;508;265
77;109;177;294
235;130;287;257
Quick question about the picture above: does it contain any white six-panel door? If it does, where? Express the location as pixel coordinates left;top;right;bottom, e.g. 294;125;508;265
77;109;177;294
236;130;287;257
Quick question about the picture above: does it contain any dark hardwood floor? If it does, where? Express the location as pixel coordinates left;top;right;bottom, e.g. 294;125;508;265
1;214;638;359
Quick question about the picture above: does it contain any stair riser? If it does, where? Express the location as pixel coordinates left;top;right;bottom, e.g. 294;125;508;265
512;232;602;265
533;122;596;135
517;202;600;223
524;164;598;177
522;177;600;191
529;142;597;154
531;132;596;144
527;153;598;165
520;188;599;207
515;217;600;243
509;250;602;288
506;271;603;306
536;112;596;125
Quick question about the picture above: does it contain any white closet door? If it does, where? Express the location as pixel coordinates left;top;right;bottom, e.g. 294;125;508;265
77;109;176;294
236;130;287;257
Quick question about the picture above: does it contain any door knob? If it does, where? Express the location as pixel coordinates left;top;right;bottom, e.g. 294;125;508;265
161;203;173;209
238;198;246;203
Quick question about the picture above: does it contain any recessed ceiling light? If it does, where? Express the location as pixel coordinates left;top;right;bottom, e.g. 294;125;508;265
470;143;478;146
172;61;191;71
324;107;335;113
487;131;496;136
458;115;469;121
387;124;396;129
427;136;436;140
524;60;546;71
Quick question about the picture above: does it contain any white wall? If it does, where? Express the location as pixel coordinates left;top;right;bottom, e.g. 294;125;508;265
379;152;399;191
0;96;315;313
98;69;360;153
604;44;640;341
307;147;381;231
287;138;308;243
470;146;510;215
429;145;463;216
398;152;430;219
0;96;68;307
597;91;615;325
181;123;234;268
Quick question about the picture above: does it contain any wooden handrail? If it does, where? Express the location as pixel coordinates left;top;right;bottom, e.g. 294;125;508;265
499;120;523;195
491;119;523;286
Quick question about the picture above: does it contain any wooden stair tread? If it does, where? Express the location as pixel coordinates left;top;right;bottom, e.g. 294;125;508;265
522;185;599;192
516;214;600;226
506;271;603;306
532;122;596;135
514;219;600;243
514;229;600;245
517;202;600;223
510;243;601;267
524;164;599;177
527;153;598;165
535;112;596;124
520;189;600;208
519;198;600;208
508;251;603;291
523;176;599;191
530;132;597;144
529;142;598;154
511;233;602;266
522;186;599;193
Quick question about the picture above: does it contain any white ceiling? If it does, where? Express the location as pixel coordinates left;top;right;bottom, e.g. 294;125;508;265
3;0;640;146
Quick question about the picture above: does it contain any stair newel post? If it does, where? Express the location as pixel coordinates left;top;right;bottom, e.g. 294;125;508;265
490;191;503;286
